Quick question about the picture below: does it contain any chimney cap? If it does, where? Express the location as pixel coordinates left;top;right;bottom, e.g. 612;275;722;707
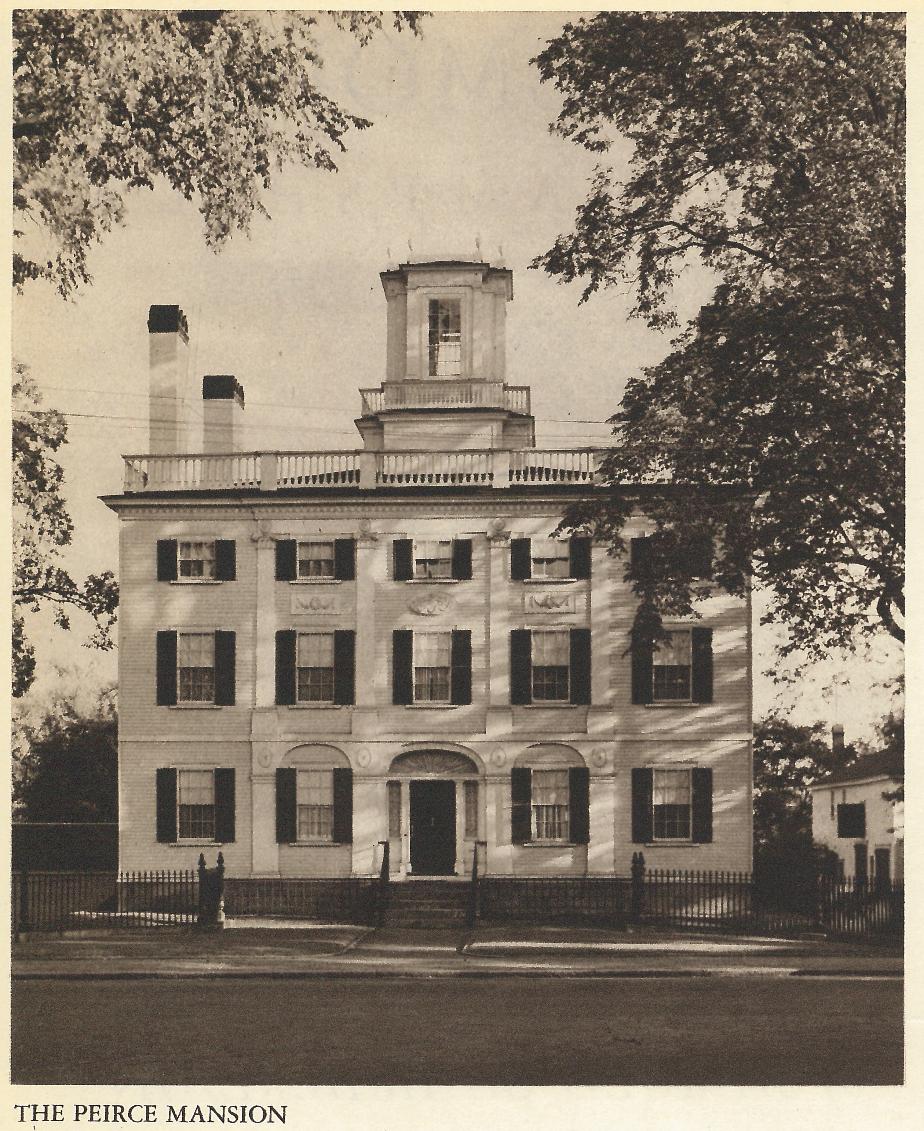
202;374;244;407
148;304;189;342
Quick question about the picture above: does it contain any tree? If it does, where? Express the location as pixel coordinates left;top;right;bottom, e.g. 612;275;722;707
13;686;118;821
12;363;119;697
533;13;904;661
14;9;424;297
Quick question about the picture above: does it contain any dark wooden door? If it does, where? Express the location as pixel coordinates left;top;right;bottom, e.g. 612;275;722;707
410;781;456;875
854;842;868;883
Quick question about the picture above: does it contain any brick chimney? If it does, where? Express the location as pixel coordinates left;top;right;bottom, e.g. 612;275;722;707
831;723;845;757
147;305;191;454
202;375;245;453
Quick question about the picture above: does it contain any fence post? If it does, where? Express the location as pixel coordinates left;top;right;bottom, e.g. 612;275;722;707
376;841;390;926
197;853;206;926
216;852;226;929
630;852;645;924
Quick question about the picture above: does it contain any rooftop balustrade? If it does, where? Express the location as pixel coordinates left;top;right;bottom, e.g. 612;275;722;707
359;381;530;415
121;447;607;493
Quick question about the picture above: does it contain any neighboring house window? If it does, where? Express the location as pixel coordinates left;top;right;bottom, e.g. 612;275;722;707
652;631;692;702
837;802;866;839
531;630;570;702
532;769;570;841
388;781;402;838
296;769;334;841
296;633;335;703
414;539;452;579
652;768;692;840
178;768;215;840
464;781;478;839
530;539;570;579
298;540;334;579
414;632;451;703
510;765;590;846
178;633;215;703
179;540;215;579
428;298;461;376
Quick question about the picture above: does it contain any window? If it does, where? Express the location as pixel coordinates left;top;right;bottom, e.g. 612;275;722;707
532;769;570;841
653;768;692;840
414;539;452;579
179;540;215;579
652;631;692;702
298;541;334;579
532;631;570;702
531;539;570;580
428;298;461;377
296;633;335;703
388;781;402;839
414;632;451;703
464;781;478;839
296;769;334;842
178;633;215;703
178;769;215;840
837;803;866;839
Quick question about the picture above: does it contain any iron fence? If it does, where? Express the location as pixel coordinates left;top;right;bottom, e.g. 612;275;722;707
12;870;199;934
221;877;378;924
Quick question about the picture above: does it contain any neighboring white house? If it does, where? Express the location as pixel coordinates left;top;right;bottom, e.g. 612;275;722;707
104;254;753;882
810;749;904;884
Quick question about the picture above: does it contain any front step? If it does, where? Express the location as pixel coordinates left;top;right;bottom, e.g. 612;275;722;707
381;880;471;928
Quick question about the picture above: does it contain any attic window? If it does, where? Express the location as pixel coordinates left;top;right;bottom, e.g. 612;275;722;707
428;299;461;377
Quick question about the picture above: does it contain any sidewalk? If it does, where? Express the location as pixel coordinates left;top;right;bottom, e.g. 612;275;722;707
12;922;903;980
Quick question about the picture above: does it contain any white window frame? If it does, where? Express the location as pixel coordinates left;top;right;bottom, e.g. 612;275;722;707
177;632;216;704
413;538;453;580
413;631;452;704
652;629;693;703
427;297;462;378
652;767;693;842
177;768;216;842
297;540;335;580
296;632;335;704
178;539;216;581
531;629;571;703
296;768;335;843
531;768;570;843
530;538;571;581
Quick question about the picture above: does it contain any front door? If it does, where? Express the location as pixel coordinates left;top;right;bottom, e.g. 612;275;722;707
410;780;456;875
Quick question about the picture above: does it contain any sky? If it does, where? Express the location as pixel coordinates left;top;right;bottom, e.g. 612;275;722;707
12;10;902;740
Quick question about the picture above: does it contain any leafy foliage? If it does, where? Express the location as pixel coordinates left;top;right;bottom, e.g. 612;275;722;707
14;9;424;296
533;12;904;659
12;363;119;696
13;686;118;821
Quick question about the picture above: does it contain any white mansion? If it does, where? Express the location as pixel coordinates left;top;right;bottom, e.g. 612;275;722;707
106;255;753;880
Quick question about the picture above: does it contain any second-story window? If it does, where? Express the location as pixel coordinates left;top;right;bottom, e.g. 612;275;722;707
428;298;461;377
178;632;215;703
531;630;571;702
296;633;335;703
298;541;334;579
414;631;451;703
653;630;692;702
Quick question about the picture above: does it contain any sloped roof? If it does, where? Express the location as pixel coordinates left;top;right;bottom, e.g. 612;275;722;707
811;748;904;788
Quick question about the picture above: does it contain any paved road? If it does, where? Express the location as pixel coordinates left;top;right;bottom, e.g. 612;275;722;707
13;975;902;1085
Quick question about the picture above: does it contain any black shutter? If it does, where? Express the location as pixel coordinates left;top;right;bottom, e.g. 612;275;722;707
393;539;413;581
214;768;236;843
510;538;531;580
450;630;472;705
156;631;178;706
691;768;713;843
332;767;353;844
451;538;473;581
392;630;413;704
275;540;296;581
157;539;178;581
511;767;532;844
334;538;356;581
275;768;297;843
215;540;236;580
333;630;356;705
631;768;654;843
156;768;178;843
275;630;296;705
510;629;532;705
569;536;592;580
631;631;654;705
569;766;590;844
214;631;236;706
569;628;592;705
630;536;652;579
691;627;714;703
